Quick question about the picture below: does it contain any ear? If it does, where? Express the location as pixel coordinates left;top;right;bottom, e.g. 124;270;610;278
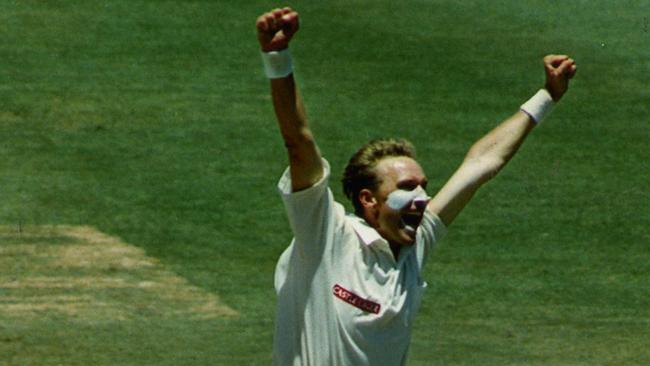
358;188;377;210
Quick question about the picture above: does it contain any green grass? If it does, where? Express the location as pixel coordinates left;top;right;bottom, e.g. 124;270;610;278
1;0;648;365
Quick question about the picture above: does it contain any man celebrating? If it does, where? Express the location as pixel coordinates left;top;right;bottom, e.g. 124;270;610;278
257;7;576;366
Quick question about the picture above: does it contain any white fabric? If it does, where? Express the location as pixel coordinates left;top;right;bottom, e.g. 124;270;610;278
520;88;555;124
273;159;447;366
261;49;293;79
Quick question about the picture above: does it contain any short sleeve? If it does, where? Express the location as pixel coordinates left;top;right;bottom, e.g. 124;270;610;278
277;159;337;260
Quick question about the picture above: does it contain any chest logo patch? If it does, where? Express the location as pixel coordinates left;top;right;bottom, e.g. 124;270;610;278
333;284;381;314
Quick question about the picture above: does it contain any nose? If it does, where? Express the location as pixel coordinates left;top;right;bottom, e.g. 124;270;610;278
386;185;430;211
411;197;429;211
409;185;429;211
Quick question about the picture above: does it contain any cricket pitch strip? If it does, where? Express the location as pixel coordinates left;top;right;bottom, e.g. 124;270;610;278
0;225;238;323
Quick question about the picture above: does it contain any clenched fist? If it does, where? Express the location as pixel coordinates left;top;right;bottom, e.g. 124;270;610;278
256;7;300;52
544;55;577;101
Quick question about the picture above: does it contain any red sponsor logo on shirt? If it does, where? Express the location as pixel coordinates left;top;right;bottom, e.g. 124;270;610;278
332;284;381;314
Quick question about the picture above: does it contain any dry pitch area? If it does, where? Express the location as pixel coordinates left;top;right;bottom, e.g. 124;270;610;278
0;225;237;323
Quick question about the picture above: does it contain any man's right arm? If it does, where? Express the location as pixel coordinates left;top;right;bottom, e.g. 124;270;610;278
257;8;323;192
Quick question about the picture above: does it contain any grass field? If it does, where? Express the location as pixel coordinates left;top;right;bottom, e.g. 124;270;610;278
1;1;648;365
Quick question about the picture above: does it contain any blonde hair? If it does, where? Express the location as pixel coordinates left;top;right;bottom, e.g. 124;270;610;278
342;138;416;215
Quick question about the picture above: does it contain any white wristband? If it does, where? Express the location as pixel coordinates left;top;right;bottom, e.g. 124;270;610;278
260;49;293;79
520;89;555;124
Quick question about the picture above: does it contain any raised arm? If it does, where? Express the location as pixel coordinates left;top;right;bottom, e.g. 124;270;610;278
257;8;323;192
428;55;577;226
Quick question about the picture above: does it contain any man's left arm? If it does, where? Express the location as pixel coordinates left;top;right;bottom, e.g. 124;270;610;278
428;55;577;227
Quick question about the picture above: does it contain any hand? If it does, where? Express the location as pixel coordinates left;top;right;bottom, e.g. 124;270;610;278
256;7;299;52
543;54;577;101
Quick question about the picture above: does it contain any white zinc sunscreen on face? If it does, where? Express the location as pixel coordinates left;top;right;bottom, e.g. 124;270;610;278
386;186;429;211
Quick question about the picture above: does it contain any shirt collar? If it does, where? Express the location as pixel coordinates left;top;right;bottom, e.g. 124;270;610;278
348;214;418;264
347;214;385;246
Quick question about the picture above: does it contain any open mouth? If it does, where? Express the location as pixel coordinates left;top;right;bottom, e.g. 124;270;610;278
400;213;423;234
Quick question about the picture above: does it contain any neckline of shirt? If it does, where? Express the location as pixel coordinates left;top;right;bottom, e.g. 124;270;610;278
347;214;415;264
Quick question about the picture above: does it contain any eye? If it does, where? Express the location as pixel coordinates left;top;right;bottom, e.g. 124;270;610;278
397;179;428;191
397;182;418;191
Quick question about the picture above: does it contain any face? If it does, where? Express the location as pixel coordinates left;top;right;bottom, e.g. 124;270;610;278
360;156;429;247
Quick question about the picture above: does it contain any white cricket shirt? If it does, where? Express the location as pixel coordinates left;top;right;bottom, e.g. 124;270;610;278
273;160;446;366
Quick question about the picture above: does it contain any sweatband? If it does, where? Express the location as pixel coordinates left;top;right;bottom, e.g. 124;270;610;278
260;49;293;79
386;186;430;211
520;89;555;124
